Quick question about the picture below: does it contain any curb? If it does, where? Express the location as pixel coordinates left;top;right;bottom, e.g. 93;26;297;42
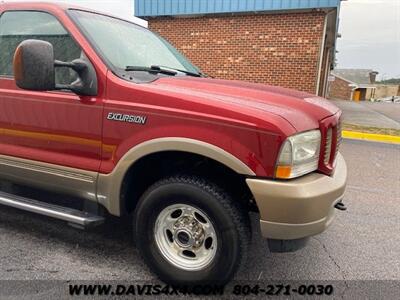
342;130;400;144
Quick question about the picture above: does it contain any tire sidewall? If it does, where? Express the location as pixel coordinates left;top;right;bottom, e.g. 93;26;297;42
135;181;242;284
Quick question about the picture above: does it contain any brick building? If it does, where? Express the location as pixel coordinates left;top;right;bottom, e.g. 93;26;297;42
135;0;342;97
328;75;353;100
328;69;379;101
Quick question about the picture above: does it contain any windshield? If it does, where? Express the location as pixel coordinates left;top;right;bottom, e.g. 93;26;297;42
69;10;200;76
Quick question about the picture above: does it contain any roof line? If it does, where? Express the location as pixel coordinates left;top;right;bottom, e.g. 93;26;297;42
331;74;355;84
135;0;341;18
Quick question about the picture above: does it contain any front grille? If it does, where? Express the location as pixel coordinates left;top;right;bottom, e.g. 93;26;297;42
335;120;343;160
324;128;332;165
323;119;342;166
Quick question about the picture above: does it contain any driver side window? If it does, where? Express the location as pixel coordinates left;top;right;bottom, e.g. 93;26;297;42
0;11;81;85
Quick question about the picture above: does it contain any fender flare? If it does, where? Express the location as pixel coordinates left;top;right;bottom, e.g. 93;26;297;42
97;137;255;215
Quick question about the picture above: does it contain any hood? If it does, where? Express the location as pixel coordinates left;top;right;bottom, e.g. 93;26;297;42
151;77;340;132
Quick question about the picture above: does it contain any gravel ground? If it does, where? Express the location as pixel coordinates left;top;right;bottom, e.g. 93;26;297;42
0;139;399;298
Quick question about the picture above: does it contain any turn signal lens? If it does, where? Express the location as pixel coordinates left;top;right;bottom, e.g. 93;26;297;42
275;166;292;179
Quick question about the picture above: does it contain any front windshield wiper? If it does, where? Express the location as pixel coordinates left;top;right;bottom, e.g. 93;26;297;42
125;65;178;76
125;65;203;77
155;65;203;77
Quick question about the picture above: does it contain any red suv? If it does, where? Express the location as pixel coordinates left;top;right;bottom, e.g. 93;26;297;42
0;2;347;285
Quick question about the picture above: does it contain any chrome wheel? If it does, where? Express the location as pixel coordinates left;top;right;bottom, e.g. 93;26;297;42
154;204;218;271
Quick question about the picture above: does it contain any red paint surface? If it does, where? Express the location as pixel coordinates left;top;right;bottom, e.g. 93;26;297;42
0;2;341;178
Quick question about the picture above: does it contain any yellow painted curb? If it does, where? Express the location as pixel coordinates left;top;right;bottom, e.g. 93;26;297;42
342;130;400;144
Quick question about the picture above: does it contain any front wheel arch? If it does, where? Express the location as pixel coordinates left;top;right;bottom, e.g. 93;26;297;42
119;150;256;217
97;138;257;216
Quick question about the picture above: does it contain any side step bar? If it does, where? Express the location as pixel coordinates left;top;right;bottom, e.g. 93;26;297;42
0;191;104;227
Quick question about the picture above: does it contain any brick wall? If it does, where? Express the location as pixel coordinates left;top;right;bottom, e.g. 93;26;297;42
149;12;326;94
328;76;352;100
375;85;400;99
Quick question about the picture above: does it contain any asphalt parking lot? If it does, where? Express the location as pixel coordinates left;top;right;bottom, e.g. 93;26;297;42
0;139;399;298
363;101;400;123
331;100;400;130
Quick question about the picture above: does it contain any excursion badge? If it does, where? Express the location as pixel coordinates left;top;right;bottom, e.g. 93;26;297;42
107;112;147;125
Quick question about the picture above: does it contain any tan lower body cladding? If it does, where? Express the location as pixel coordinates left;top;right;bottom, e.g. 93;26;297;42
0;145;347;242
0;138;256;215
0;154;98;202
246;153;347;240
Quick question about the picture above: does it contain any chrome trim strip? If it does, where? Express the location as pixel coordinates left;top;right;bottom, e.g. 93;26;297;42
0;191;104;226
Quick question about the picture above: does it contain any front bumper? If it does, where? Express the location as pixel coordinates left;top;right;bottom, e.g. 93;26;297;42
246;153;347;240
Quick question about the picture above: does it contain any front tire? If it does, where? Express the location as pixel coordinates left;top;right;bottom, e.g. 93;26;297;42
134;175;251;285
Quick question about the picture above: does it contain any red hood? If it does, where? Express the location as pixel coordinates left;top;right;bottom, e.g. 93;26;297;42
152;77;340;132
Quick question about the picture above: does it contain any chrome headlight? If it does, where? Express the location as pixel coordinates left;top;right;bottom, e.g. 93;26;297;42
276;130;321;179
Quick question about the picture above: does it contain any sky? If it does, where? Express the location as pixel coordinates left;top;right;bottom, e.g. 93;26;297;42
4;0;400;80
336;0;400;80
4;0;148;26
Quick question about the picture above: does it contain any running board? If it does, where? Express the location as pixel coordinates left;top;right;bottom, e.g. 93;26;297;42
0;191;104;227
